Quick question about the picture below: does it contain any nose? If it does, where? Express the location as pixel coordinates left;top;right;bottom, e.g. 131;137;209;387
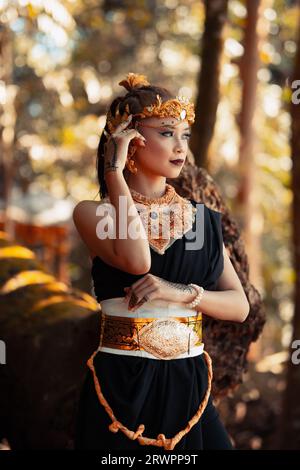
174;140;185;155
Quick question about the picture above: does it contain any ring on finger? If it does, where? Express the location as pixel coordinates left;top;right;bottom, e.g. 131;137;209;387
136;294;149;304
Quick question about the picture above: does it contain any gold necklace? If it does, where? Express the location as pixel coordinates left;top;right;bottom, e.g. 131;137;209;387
129;184;197;255
129;184;176;205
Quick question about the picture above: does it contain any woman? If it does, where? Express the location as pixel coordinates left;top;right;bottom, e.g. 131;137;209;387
73;73;249;451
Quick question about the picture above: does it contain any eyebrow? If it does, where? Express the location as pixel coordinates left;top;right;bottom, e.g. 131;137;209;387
159;125;191;130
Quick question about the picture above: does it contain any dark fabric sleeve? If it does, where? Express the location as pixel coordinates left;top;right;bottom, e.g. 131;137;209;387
204;207;224;290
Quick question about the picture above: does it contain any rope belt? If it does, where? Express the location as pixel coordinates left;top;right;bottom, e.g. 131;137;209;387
86;298;213;451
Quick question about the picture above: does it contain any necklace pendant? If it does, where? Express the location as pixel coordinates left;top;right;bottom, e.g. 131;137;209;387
149;211;158;219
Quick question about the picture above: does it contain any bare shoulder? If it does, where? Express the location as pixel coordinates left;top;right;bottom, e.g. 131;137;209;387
72;199;111;261
73;199;108;211
73;200;104;221
72;198;149;275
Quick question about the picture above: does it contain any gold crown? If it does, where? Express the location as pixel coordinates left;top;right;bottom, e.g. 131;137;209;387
106;73;195;134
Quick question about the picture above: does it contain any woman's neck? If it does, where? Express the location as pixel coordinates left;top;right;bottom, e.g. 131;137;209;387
129;183;175;206
126;175;167;199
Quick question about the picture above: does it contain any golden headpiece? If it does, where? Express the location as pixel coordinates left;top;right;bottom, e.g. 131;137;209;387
106;72;195;135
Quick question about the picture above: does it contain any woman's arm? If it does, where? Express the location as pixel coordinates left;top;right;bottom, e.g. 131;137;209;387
105;171;151;273
124;243;250;322
176;243;250;323
102;114;151;274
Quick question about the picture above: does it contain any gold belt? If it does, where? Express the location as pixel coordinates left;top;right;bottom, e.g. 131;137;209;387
99;312;202;360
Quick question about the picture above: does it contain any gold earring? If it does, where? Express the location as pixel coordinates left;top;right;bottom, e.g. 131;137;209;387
126;158;138;174
126;145;138;174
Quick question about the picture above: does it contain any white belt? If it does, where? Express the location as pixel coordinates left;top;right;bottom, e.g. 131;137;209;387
97;297;204;360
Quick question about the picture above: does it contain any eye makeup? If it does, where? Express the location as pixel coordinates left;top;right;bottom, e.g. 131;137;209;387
160;130;191;139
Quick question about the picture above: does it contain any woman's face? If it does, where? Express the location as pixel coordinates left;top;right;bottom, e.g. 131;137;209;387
132;116;192;178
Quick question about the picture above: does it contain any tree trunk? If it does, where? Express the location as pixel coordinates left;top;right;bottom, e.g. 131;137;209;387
190;0;228;169
235;0;266;364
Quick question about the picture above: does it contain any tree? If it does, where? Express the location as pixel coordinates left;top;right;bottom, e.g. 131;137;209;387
190;0;229;169
235;0;262;288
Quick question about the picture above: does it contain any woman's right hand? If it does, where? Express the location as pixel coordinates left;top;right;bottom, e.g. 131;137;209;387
103;114;146;177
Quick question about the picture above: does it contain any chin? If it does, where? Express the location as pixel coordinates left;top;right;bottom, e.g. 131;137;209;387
169;167;183;174
166;172;182;179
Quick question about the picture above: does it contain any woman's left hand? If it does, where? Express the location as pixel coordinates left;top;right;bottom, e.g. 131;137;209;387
123;273;195;312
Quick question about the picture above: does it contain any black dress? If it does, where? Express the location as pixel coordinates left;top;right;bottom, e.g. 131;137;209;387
74;200;233;450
